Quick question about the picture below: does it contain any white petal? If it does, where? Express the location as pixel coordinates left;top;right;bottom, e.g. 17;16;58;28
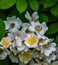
25;11;31;21
16;37;22;47
32;12;39;20
17;44;25;51
45;49;52;56
0;52;7;60
50;47;56;52
4;21;10;30
46;57;51;63
29;26;35;32
52;54;56;60
51;42;56;47
9;54;18;63
22;23;30;28
41;22;48;29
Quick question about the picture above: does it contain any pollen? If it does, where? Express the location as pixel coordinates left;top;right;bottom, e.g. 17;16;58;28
27;36;36;45
2;39;10;47
22;52;30;60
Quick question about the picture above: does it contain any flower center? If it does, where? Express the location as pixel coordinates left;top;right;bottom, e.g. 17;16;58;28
32;17;35;21
25;29;30;33
39;55;44;61
39;39;45;45
27;36;36;45
10;23;15;28
35;25;42;32
22;52;30;61
2;39;10;47
0;48;3;55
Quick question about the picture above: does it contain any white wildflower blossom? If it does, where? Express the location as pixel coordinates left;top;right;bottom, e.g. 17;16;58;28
41;42;56;56
19;52;31;64
29;22;48;35
4;16;22;32
0;37;12;48
15;36;28;52
25;11;39;22
24;33;39;48
9;53;18;63
0;47;10;60
46;53;56;63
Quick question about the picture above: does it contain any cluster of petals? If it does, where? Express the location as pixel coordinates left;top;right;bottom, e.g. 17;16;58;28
0;12;56;65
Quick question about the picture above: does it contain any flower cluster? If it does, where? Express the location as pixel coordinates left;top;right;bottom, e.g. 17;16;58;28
0;12;56;65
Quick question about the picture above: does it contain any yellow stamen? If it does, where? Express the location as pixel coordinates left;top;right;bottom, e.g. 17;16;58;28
27;36;36;45
22;52;30;60
2;39;10;47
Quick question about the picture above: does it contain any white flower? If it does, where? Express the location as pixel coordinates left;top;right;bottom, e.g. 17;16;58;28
24;33;39;48
29;22;48;35
4;16;22;32
0;37;12;48
38;35;50;46
10;44;19;56
0;47;10;60
46;53;56;63
20;23;30;40
41;42;56;56
19;52;31;64
15;36;28;52
8;30;21;41
9;53;18;63
22;23;30;28
25;11;39;22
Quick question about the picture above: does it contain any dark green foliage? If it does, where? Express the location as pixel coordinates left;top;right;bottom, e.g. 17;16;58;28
0;19;5;40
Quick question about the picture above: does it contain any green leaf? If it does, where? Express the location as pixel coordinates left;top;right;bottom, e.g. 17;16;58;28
16;0;27;13
39;13;48;22
0;59;9;65
47;23;58;34
0;19;5;40
8;9;28;23
55;35;58;46
29;0;39;11
0;0;16;9
39;0;57;8
0;12;6;19
51;4;58;17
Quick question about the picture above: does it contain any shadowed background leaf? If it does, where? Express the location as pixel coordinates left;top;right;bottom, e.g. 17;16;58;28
0;0;16;9
0;19;5;40
16;0;27;13
29;0;39;11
